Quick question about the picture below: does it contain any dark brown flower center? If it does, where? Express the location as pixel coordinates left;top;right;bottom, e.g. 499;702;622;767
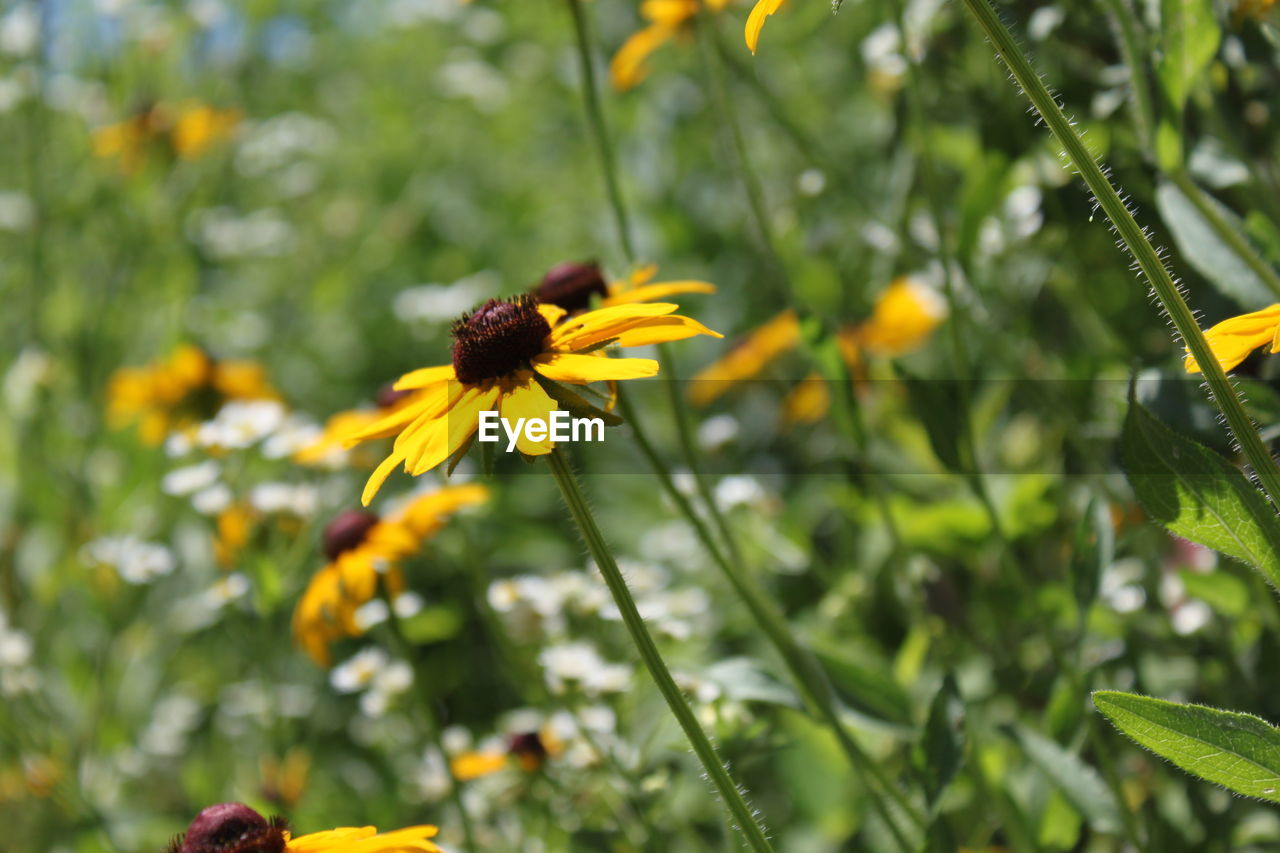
508;731;549;762
534;261;608;314
451;296;551;384
167;803;288;853
323;510;380;559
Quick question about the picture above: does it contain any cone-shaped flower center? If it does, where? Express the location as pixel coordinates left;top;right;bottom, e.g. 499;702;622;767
451;296;551;384
323;510;380;559
508;731;549;760
534;261;608;314
173;803;286;853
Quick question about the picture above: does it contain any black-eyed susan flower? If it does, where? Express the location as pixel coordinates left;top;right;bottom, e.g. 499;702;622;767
292;484;488;666
347;295;721;504
93;101;241;174
451;729;563;781
534;261;716;314
611;0;732;91
167;802;441;853
1184;304;1280;373
744;0;786;53
690;277;946;412
107;345;278;445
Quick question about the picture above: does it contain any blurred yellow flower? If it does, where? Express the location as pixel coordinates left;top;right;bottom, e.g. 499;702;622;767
261;748;312;810
611;0;732;91
296;385;427;468
692;277;947;414
348;295;721;504
107;345;277;444
744;0;786;53
214;503;256;568
534;261;716;314
1184;303;1280;373
92;101;241;173
451;729;562;780
292;484;488;666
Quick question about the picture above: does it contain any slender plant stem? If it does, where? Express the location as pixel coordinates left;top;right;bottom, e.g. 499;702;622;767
564;0;636;262
545;449;775;853
378;582;478;853
616;391;924;848
1098;0;1156;150
958;0;1280;508
1168;169;1280;300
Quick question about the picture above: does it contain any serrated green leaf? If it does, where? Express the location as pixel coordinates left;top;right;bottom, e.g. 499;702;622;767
1158;0;1220;115
1094;691;1280;802
1008;726;1122;834
1155;180;1272;306
1121;395;1280;587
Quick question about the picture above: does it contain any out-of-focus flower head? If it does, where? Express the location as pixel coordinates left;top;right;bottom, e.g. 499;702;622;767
611;0;733;91
292;484;488;666
107;344;277;445
533;261;715;315
93;100;241;174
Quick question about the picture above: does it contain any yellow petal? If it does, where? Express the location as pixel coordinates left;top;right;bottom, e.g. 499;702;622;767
500;374;560;455
445;384;501;461
688;310;800;405
550;302;679;348
533;352;660;383
610;24;676;91
856;277;947;356
745;0;787;54
609;315;723;347
393;364;456;390
362;452;405;506
405;414;452;476
538;303;568;327
1184;304;1280;373
602;280;717;306
347;384;452;446
451;751;509;781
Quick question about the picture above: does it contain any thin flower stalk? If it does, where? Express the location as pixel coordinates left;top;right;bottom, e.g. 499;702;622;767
958;0;1280;509
545;448;775;853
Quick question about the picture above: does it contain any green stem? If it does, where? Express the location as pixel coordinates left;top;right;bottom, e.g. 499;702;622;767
378;582;478;853
564;0;636;262
959;0;1280;509
1168;169;1280;300
545;449;775;853
616;391;924;848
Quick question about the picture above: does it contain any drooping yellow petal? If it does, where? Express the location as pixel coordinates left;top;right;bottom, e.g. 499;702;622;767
550;302;680;349
610;24;677;91
745;0;787;54
285;824;440;853
500;375;560;455
1185;303;1280;373
689;310;799;405
451;751;509;781
362;452;405;507
533;352;660;383
404;414;452;476
856;277;947;356
444;384;502;460
602;280;717;306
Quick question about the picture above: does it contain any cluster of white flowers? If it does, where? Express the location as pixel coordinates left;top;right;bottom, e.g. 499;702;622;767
330;647;414;717
82;535;176;584
171;573;252;633
394;273;497;324
0;611;38;696
192;400;288;450
249;481;319;517
189;207;295;260
537;641;633;696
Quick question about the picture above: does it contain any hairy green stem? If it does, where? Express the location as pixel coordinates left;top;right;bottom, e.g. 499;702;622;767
959;0;1280;508
545;449;775;852
565;0;636;262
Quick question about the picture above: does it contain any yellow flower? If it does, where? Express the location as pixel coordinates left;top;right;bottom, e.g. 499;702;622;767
107;345;278;444
292;484;489;666
691;277;946;412
451;729;563;780
534;261;716;314
744;0;786;53
214;503;257;568
1184;304;1280;374
347;295;722;504
93;101;240;173
611;0;733;91
1237;0;1277;20
168;803;441;853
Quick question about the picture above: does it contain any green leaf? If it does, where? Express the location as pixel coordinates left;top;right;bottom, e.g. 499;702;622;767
1154;180;1272;306
1120;395;1280;588
1158;0;1220;115
1008;726;1122;834
919;676;965;813
1093;691;1280;802
812;644;914;727
897;368;967;473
